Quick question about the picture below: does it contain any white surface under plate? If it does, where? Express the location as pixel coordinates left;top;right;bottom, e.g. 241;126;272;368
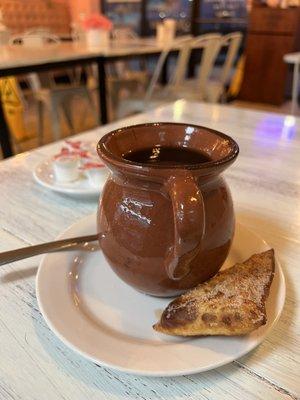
36;214;286;377
33;159;108;197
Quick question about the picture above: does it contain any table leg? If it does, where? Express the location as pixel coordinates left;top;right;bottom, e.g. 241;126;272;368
291;62;299;115
97;57;108;125
0;99;13;158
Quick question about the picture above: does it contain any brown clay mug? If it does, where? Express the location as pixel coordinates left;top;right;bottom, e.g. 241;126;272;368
97;122;239;297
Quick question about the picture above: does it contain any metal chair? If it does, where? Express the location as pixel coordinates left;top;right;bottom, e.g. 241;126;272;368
163;33;222;102
115;37;194;118
10;32;97;142
166;33;242;104
113;33;226;119
26;73;97;144
110;27;148;79
205;32;243;103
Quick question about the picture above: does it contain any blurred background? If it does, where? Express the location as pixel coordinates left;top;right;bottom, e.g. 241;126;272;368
0;0;299;157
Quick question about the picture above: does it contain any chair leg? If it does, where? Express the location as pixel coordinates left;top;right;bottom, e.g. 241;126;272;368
107;80;121;121
61;97;75;134
37;101;44;146
85;89;98;125
49;98;62;141
78;89;98;128
12;138;21;154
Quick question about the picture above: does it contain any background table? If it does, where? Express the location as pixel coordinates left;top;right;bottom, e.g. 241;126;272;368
0;101;299;399
0;39;187;158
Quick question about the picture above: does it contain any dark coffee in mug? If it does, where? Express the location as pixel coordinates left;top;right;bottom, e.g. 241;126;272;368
124;146;211;165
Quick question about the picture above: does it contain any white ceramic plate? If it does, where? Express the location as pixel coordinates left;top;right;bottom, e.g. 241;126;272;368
36;214;285;377
33;160;108;197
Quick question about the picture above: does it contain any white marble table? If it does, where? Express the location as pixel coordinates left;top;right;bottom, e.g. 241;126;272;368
0;38;189;70
0;101;299;399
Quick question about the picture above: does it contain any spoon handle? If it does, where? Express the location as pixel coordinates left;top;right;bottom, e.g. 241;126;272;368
0;234;99;266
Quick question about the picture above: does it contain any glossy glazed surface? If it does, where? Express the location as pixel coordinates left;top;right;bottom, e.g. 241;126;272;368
97;123;238;296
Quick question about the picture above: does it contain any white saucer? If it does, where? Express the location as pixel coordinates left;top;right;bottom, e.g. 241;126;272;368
33;160;108;197
36;214;285;377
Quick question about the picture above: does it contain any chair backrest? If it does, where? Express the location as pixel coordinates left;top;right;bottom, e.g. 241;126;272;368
167;33;222;96
144;47;171;104
192;33;222;93
167;36;194;88
218;32;243;86
26;73;42;92
112;27;138;42
144;37;192;104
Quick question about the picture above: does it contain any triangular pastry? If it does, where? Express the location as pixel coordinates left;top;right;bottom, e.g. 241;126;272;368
154;250;275;336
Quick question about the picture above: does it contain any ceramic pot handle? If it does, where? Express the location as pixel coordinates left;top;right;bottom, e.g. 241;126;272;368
165;174;205;280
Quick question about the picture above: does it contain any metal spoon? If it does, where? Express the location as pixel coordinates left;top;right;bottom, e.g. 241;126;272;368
0;234;99;266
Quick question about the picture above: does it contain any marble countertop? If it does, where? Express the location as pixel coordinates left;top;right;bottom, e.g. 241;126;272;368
0;101;299;399
0;38;189;71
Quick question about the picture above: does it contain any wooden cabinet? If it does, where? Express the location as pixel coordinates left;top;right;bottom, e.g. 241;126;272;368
239;7;300;105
